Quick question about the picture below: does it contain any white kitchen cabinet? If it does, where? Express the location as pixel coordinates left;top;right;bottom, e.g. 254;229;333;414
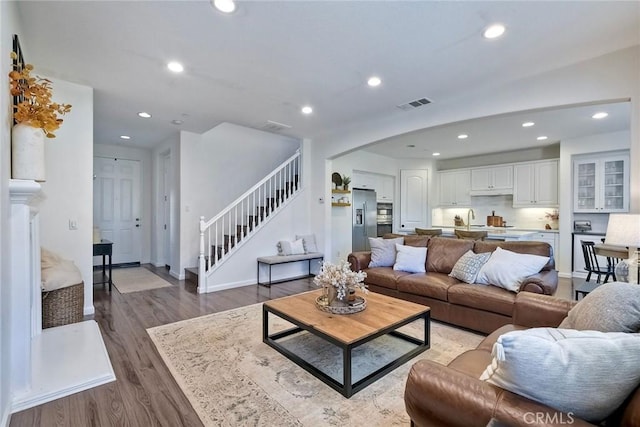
470;165;513;194
513;160;558;207
438;170;471;206
400;169;428;232
376;174;395;202
573;153;629;213
352;171;376;190
528;232;559;262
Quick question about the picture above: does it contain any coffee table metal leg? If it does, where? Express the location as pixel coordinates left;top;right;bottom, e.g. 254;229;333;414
344;345;352;398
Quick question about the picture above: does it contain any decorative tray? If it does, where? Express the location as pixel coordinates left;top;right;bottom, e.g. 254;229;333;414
315;295;366;315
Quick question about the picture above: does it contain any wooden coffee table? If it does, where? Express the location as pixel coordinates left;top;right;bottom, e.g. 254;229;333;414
263;290;430;398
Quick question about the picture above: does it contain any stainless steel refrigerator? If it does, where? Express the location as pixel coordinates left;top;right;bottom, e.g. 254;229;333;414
352;189;378;252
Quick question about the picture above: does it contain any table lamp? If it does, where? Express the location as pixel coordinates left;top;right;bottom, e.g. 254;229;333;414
604;213;640;284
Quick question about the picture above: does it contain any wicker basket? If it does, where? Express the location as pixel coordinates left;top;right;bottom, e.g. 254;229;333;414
42;282;84;329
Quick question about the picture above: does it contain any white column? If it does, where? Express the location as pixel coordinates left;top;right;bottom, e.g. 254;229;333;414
9;179;42;396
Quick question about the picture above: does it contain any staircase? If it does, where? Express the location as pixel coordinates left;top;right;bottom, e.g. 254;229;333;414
193;150;302;293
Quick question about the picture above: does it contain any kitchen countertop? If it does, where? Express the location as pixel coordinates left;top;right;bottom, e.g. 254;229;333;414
433;226;538;240
432;225;559;234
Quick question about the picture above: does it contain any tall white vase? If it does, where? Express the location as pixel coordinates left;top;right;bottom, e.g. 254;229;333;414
12;123;46;182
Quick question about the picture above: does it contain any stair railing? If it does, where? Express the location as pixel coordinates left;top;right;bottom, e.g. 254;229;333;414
198;149;301;291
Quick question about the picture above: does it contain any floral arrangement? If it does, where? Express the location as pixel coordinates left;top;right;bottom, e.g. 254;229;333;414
545;210;559;221
313;260;367;300
9;52;72;138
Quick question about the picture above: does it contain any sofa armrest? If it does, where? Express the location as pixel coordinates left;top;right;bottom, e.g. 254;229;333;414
348;252;371;272
405;359;594;427
512;292;575;328
518;269;558;295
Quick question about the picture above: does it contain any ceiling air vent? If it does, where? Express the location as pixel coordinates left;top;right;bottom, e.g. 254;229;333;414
262;120;292;133
397;97;432;111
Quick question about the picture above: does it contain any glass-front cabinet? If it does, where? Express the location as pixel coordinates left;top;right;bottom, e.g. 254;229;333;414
573;153;629;213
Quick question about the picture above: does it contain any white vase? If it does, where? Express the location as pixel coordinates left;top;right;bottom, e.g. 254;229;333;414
12;123;46;182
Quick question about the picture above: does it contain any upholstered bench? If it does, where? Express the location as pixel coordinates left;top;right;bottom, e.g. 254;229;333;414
257;253;324;286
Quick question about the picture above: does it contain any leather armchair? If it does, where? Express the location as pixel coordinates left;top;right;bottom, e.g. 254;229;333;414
404;292;640;427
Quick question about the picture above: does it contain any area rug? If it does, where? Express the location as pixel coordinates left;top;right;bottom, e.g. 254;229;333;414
147;302;484;426
111;267;172;294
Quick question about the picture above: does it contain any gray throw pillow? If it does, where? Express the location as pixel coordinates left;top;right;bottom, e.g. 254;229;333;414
368;237;403;267
480;328;640;422
559;282;640;332
449;250;491;284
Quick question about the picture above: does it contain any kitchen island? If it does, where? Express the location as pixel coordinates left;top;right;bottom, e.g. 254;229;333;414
430;226;537;241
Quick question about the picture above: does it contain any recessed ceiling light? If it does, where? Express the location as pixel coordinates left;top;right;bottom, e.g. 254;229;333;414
137;112;152;118
457;134;468;140
592;112;609;119
537;136;548;141
432;152;441;156
522;122;535;127
212;0;236;13
120;135;131;140
167;61;184;73
483;24;506;39
301;106;313;115
367;76;382;87
171;119;183;125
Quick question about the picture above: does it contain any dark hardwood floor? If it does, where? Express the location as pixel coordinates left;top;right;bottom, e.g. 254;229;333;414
10;265;316;427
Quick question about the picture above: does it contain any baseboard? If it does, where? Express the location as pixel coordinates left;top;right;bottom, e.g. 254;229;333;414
201;278;255;294
153;262;164;268
558;272;573;279
83;304;95;316
0;402;10;427
169;270;185;280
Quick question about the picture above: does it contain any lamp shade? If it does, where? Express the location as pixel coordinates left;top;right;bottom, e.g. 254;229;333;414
604;214;640;248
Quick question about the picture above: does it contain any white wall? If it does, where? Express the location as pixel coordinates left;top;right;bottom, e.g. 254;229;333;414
151;137;180;276
94;144;153;264
179;123;300;277
329;151;436;262
38;79;94;316
1;2;22;424
558;130;631;275
310;46;640;259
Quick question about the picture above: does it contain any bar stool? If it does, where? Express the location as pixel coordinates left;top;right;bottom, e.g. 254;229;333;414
454;229;488;241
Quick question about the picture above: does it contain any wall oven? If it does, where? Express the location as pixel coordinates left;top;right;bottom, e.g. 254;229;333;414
376;203;393;237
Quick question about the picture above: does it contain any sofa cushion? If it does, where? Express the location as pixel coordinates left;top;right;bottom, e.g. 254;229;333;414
480;328;640;422
369;237;404;267
476;247;549;292
397;272;459;301
363;267;410;290
559;282;640;333
403;235;430;247
426;237;474;274
448;283;516;316
449;250;491;284
474;241;554;270
394;244;427;273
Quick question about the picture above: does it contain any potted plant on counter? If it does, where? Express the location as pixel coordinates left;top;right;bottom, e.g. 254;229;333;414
342;174;351;191
9;52;72;181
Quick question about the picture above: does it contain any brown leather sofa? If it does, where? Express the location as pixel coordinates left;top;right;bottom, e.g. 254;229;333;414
404;292;640;426
348;236;557;334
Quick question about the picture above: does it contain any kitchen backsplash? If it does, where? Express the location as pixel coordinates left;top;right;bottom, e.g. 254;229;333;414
432;195;558;229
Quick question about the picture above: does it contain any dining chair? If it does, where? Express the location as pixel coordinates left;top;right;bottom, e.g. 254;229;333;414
580;240;615;283
415;228;443;236
454;229;488;241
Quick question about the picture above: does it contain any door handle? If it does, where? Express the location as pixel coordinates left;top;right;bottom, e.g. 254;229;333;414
136;224;140;228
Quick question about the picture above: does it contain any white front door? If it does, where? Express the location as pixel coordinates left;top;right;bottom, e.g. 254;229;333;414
94;157;142;265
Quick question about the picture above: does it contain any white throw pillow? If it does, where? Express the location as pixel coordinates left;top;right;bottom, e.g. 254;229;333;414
480;328;640;422
475;247;549;292
393;244;427;273
277;239;305;256
368;237;404;267
449;250;491;284
295;234;318;253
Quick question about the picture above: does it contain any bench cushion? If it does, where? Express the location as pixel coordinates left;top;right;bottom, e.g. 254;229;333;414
257;252;323;265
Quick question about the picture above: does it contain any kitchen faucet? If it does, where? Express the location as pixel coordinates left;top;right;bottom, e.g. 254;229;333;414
467;209;475;230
